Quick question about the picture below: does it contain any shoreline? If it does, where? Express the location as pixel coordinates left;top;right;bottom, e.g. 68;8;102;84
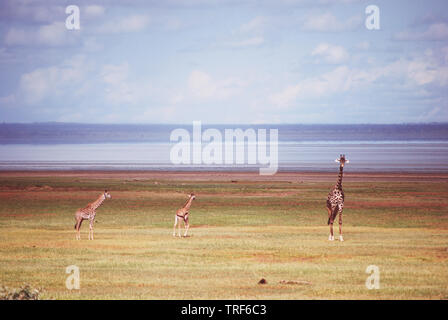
1;170;448;182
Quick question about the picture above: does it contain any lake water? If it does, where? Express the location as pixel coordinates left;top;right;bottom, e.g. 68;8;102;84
0;123;447;172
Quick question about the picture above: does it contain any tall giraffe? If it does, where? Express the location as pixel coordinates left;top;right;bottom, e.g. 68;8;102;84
173;193;196;237
74;190;111;240
326;154;349;241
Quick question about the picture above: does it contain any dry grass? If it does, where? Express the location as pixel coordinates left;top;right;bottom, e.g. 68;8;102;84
0;173;447;299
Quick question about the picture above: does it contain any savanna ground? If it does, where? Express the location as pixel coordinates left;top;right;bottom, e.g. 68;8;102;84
0;171;447;300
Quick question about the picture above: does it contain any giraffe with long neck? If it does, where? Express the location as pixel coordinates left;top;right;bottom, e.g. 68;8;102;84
173;193;196;237
326;155;349;241
74;190;111;240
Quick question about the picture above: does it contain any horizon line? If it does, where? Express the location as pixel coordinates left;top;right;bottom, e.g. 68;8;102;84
1;121;448;126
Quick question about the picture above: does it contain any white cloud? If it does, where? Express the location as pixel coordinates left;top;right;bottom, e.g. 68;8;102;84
38;22;69;46
416;105;448;123
188;70;214;98
19;55;88;104
302;12;362;32
406;56;448;87
101;63;137;104
239;16;267;34
270;47;448;109
100;62;157;106
101;63;129;85
372;50;448;88
187;70;246;100
82;37;103;52
219;16;267;49
2;3;65;23
96;15;150;33
356;41;370;50
407;60;437;85
4;22;77;47
394;23;448;41
17;57;155;108
164;17;184;31
84;5;105;18
311;43;349;64
261;0;362;5
221;36;264;48
270;66;353;108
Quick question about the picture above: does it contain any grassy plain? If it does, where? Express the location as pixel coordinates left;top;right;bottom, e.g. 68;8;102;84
0;171;447;299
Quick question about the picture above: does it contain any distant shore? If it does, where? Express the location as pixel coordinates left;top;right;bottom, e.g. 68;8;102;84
1;170;447;182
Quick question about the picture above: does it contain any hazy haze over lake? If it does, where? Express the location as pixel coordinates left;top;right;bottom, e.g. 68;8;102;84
0;123;447;172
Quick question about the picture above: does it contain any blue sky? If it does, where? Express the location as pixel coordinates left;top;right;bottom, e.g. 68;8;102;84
0;0;447;124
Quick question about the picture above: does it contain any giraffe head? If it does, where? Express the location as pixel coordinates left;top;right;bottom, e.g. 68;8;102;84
189;193;196;200
104;190;112;199
335;154;349;168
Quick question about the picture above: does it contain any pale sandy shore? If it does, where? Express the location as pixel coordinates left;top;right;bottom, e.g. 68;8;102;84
1;170;448;182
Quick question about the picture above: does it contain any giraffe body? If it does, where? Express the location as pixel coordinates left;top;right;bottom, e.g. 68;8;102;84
173;193;196;237
326;155;348;241
74;190;111;240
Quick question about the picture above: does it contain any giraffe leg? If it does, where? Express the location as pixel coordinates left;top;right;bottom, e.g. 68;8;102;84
75;219;82;240
327;206;332;241
173;216;178;237
338;206;344;242
184;218;189;237
173;216;176;237
178;217;182;237
75;220;79;240
328;206;337;241
74;213;82;240
327;202;334;241
75;223;80;240
89;220;94;240
326;202;332;225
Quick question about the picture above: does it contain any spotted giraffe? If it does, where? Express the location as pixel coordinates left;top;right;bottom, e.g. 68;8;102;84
173;193;196;237
74;190;111;240
326;155;349;241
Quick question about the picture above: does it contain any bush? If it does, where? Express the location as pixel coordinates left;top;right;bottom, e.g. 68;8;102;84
0;284;42;300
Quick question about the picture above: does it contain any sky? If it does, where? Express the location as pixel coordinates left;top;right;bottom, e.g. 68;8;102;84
0;0;447;124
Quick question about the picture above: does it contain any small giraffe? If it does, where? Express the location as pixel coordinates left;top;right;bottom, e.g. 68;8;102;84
326;154;349;241
173;193;196;237
74;190;111;240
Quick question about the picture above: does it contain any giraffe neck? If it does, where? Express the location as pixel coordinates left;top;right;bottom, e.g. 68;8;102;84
183;197;194;211
91;194;105;210
336;165;344;189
